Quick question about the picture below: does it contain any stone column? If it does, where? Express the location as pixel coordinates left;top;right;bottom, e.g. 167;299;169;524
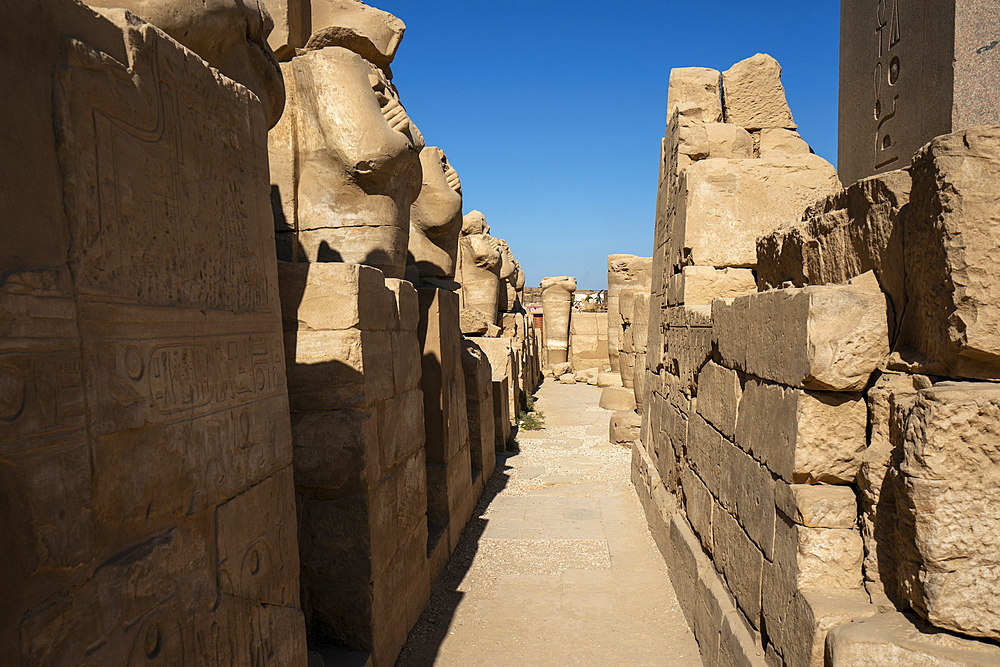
541;276;577;367
607;255;652;374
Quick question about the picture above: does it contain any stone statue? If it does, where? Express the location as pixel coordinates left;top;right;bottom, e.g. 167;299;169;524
85;0;285;128
407;146;463;286
269;0;424;278
541;276;577;366
457;210;502;325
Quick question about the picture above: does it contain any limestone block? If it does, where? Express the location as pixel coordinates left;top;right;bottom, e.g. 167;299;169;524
721;53;796;131
666;66;723;124
735;378;867;484
599;387;636;412
902;128;1000;378
774;484;857;529
541;276;576;366
713;279;889;391
827;612;1000;666
758;128;811;156
668;266;757;307
713;503;764;627
408;147;463;282
695;361;742;439
895;382;1000;639
756;170;911;335
673;154;840;269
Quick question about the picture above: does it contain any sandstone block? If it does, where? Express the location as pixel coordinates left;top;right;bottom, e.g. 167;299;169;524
774;484;858;529
721;53;796;131
492;377;511;450
673;154;840;269
668;266;757;307
719;440;775;559
609;410;642;445
895;382;1000;639
696;361;742;440
666;67;723;124
719;610;767;667
681;467;715;556
758;128;810;156
827;611;1000;666
599;386;637;412
713;279;889;391
901;128;1000;378
713;503;764;627
735;378;867;484
597;372;623;388
705;123;754;159
687;412;723;497
558;373;576;384
756;170;911;334
778;589;876;667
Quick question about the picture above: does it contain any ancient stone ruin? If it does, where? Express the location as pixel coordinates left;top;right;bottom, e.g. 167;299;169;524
4;0;1000;665
2;1;538;664
622;41;1000;665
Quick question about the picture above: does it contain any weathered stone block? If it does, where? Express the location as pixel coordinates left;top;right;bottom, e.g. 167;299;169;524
758;128;810;156
609;410;641;446
713;503;764;628
688;413;723;497
681;467;715;556
756;170;911;337
735;378;867;484
713;279;889;391
696;361;742;439
719;610;767;667
778;589;876;667
667;67;723;124
827;611;1000;666
673;154;840;269
721;54;796;131
668;266;757;307
896;382;1000;639
901;128;1000;378
774;483;858;529
599;386;637;412
719;440;775;559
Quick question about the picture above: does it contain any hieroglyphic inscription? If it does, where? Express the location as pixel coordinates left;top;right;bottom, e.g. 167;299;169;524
0;349;85;452
85;333;286;434
56;26;272;313
874;0;902;169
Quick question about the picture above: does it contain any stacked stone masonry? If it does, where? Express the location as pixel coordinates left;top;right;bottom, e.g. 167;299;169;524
628;50;1000;667
2;1;540;665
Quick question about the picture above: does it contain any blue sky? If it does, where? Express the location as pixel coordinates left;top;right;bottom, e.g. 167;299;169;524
378;1;842;289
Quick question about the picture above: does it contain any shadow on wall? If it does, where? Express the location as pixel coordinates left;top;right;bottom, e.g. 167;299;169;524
395;452;516;666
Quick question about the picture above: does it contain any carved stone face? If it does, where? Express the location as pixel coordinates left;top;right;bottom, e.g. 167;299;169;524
408;146;463;280
87;0;285;127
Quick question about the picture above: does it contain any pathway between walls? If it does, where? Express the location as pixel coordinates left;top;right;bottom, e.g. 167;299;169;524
397;382;702;666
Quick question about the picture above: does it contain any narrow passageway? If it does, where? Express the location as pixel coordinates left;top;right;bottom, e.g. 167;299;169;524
397;382;702;666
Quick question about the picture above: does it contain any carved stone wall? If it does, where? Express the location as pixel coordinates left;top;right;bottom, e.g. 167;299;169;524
2;3;305;662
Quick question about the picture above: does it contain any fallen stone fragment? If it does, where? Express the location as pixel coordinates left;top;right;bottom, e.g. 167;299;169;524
722;53;796;131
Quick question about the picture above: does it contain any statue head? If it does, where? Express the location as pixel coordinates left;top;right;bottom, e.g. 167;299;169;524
408;146;463;281
86;0;285;128
461;210;490;236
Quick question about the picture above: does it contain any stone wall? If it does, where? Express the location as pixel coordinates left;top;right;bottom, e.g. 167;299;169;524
2;2;306;662
630;51;1000;665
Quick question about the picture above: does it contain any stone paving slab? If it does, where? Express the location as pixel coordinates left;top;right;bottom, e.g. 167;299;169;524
397;382;703;666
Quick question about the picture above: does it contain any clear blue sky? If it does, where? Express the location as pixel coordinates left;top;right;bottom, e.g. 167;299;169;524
378;1;842;290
